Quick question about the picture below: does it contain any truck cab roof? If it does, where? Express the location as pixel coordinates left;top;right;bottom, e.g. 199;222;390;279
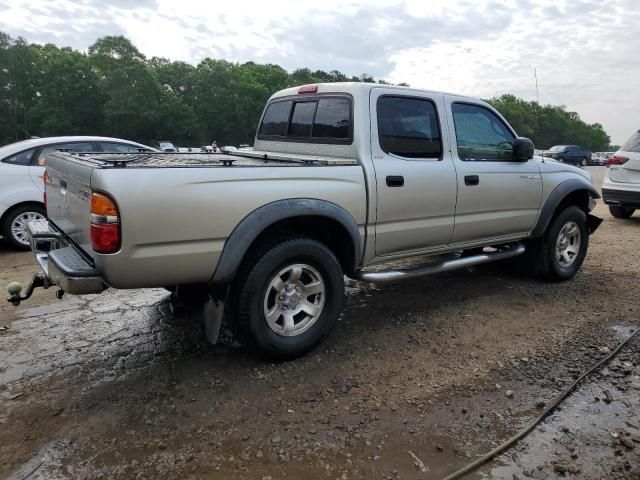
269;82;474;102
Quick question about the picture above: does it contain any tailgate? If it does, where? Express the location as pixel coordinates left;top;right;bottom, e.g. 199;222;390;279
45;152;95;258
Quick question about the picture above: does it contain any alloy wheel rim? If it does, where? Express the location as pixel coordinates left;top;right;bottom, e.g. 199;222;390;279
555;221;581;267
10;212;45;246
263;263;326;337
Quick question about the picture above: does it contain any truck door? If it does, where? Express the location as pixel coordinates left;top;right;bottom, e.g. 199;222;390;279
444;97;542;244
370;89;457;256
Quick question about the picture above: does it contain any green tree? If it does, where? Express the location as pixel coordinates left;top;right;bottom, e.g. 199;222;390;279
89;36;162;143
0;34;42;142
488;95;611;151
0;31;613;152
29;45;104;136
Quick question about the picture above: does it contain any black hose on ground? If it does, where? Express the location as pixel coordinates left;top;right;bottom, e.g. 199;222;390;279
441;327;640;480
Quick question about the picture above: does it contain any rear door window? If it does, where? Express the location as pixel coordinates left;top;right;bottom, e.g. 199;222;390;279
621;131;640;153
1;148;36;166
451;103;515;161
37;142;95;165
377;96;442;158
100;142;147;153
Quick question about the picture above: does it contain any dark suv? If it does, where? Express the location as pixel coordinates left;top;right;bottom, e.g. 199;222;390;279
543;145;591;166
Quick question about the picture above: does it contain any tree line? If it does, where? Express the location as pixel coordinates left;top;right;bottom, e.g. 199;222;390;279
0;32;612;151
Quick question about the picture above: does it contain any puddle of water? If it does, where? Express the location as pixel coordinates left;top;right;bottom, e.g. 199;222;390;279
480;335;640;479
0;288;205;388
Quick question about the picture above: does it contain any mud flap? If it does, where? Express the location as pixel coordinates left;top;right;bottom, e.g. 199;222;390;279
587;213;603;234
170;285;228;345
201;292;226;345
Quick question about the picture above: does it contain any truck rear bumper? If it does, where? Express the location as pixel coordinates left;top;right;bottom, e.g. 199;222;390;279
27;220;106;295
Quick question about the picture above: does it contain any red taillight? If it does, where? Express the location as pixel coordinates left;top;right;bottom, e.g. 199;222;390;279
90;192;120;253
298;84;318;94
607;156;629;167
90;224;120;254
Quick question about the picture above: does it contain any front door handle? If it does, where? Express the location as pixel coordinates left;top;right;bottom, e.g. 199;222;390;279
464;175;479;186
386;175;404;187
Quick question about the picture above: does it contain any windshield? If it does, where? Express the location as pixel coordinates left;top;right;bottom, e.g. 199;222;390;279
548;145;566;152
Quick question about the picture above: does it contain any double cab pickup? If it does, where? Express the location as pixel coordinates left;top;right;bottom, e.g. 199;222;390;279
12;83;602;359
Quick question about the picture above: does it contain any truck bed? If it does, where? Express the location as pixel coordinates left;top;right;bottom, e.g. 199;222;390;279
43;149;367;288
64;150;358;168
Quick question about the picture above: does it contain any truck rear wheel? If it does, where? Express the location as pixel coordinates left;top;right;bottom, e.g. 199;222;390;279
609;205;635;218
233;237;344;359
539;206;589;281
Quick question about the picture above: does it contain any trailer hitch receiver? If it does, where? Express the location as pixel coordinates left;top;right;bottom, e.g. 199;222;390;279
6;273;52;306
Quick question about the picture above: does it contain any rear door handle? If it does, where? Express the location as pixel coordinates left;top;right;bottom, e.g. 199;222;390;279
464;175;479;186
386;175;404;187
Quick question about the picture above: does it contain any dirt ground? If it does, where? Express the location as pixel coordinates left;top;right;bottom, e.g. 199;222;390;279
0;167;638;480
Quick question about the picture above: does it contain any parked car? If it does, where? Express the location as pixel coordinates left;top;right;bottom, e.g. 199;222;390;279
602;130;640;218
158;141;178;152
589;153;602;166
0;136;155;249
16;83;601;359
543;145;592;166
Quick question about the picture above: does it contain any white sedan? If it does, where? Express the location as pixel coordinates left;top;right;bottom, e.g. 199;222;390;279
0;136;155;248
602;130;640;218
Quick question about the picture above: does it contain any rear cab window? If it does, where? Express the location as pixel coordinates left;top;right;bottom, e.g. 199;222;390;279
258;96;352;143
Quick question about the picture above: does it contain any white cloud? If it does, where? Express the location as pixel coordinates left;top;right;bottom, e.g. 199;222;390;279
0;0;638;143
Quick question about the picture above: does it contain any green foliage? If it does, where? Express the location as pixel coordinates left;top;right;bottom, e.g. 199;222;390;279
0;32;612;151
487;94;610;151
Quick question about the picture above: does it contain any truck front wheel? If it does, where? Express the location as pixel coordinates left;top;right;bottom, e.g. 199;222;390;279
233;237;344;359
539;206;589;281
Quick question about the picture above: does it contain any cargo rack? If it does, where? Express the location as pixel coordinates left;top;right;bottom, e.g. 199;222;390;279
64;149;357;168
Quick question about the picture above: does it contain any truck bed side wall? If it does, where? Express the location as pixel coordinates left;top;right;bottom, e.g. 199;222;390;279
91;166;367;288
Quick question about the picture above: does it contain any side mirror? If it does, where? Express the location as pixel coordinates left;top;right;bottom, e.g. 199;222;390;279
513;137;534;162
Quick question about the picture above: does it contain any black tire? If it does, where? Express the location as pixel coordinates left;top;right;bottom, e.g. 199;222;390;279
580;158;587;167
232;237;344;360
609;205;635;219
1;204;46;250
538;206;589;281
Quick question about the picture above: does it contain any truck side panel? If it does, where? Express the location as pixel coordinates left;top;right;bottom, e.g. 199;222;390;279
91;165;367;288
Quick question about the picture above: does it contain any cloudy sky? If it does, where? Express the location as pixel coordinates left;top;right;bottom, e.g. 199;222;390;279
1;0;638;144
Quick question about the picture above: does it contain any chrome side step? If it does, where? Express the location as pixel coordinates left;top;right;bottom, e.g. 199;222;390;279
351;243;526;284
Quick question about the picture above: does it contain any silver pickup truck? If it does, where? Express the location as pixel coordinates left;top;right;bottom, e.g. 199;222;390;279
10;83;602;359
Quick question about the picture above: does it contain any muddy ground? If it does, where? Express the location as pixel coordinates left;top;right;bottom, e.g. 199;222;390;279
0;167;638;480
